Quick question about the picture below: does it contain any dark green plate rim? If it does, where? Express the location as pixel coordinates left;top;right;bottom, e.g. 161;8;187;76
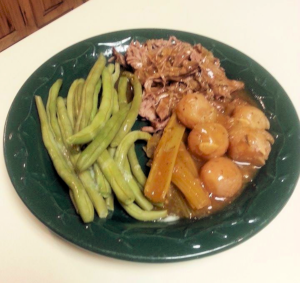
4;29;300;263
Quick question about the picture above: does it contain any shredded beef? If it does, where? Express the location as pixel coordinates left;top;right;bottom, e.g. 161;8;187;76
114;37;244;132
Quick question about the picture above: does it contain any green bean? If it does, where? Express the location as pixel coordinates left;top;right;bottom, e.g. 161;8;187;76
112;89;119;115
80;55;106;129
74;79;85;118
128;145;147;187
93;163;111;198
66;79;79;129
57;97;108;218
122;166;152;211
106;66;120;120
83;54;106;128
74;79;84;119
79;170;108;218
114;131;152;211
35;96;94;223
110;76;142;147
76;104;131;172
68;67;114;144
122;203;167;221
76;55;106;132
45;80;74;168
124;157;131;173
90;79;102;123
107;63;114;74
46;79;63;143
103;177;111;198
76;87;87;132
108;147;116;158
106;194;114;211
47;82;76;206
57;97;80;165
103;147;117;199
97;150;135;204
74;79;85;133
112;63;120;85
57;97;74;140
123;157;148;204
115;131;151;168
69;190;79;213
118;76;128;109
136;179;144;191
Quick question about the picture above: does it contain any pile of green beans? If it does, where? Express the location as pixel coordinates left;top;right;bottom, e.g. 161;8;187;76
35;53;167;223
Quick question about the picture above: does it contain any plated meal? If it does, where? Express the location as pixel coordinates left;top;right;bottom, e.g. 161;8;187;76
35;36;274;223
5;29;299;262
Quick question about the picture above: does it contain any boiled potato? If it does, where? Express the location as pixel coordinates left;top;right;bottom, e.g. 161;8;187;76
200;157;242;197
232;105;270;130
188;123;229;159
176;93;217;129
228;126;274;166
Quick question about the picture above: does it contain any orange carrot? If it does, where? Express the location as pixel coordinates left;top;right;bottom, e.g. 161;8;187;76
144;113;185;203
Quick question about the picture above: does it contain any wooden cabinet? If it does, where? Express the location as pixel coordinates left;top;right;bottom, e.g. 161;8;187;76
30;0;86;28
0;0;87;52
0;0;37;52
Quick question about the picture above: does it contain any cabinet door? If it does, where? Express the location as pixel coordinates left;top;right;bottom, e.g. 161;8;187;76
30;0;87;28
0;0;37;52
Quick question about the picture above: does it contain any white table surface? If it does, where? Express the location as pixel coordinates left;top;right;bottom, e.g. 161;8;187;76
1;0;299;282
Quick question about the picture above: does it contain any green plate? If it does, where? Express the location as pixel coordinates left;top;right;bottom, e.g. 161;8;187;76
4;29;300;262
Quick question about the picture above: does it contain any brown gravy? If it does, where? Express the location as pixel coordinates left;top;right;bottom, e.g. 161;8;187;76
164;89;262;219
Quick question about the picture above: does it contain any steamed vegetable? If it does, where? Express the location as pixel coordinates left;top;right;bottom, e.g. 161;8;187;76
57;96;108;218
81;53;106;129
128;145;147;186
172;145;211;210
46;79;63;144
66;79;79;129
68;67;113;144
35;96;94;223
144;113;186;203
110;75;142;147
114;131;153;211
36;60;167;223
90;79;102;122
76;104;130;172
97;150;135;205
118;76;128;109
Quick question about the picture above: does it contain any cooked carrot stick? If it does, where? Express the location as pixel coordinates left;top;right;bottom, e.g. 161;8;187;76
144;113;185;203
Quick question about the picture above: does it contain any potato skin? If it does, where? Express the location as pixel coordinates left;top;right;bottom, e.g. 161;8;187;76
188;123;229;159
232;105;270;130
200;157;243;197
176;93;217;129
228;126;274;166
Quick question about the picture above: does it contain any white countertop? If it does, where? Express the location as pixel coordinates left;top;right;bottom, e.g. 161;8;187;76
0;0;299;282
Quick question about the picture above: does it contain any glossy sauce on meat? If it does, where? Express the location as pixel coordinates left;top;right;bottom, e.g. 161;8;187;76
164;89;264;219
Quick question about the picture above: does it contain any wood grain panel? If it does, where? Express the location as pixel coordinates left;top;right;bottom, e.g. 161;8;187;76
30;0;86;28
42;0;64;13
0;0;37;52
0;0;88;52
0;1;15;39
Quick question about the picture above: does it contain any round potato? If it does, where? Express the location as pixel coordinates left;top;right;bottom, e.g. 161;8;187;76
200;157;243;197
228;126;274;166
188;123;229;159
176;93;217;129
232;105;270;130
